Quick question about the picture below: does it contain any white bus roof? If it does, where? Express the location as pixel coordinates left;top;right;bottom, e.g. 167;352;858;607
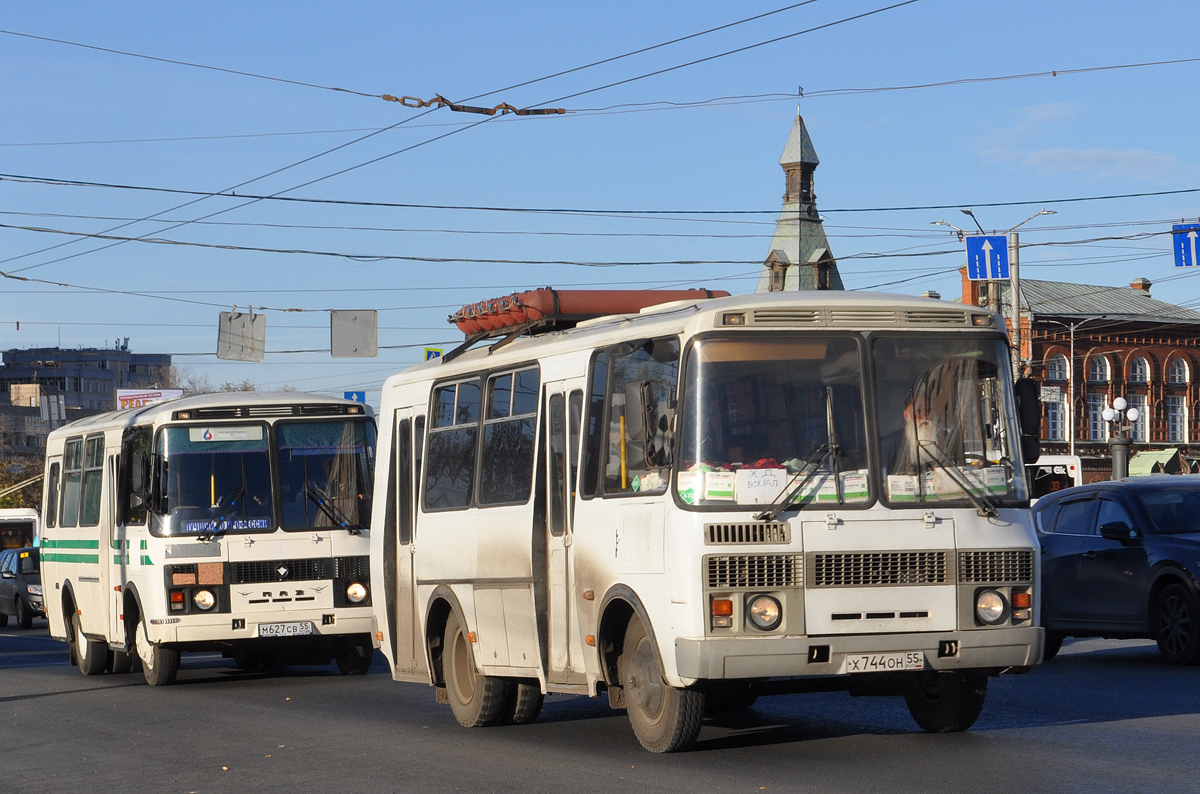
386;290;1001;389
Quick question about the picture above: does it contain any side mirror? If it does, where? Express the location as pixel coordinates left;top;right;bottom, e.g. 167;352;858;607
1014;378;1041;464
1099;521;1138;543
623;380;673;469
1;570;13;579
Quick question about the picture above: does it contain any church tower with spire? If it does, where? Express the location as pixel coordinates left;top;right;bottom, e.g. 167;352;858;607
755;112;844;292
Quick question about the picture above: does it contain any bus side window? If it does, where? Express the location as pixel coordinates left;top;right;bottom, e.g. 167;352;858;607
60;438;84;528
80;436;105;527
581;352;608;499
480;367;539;506
424;380;480;510
568;391;582;526
44;462;60;528
602;337;680;496
548;393;567;536
397;418;413;545
414;416;425;495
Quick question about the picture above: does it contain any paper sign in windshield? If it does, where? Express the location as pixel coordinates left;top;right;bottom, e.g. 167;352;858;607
189;426;264;443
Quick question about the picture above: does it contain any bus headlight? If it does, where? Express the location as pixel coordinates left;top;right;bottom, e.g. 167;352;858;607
346;583;368;604
193;589;217;611
746;595;782;631
975;590;1007;625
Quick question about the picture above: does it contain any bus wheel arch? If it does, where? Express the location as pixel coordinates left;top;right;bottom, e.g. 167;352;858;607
424;588;466;690
597;586;662;709
60;583;79;667
122;586;145;654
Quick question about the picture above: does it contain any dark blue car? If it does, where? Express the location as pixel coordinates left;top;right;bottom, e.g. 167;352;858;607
1033;475;1200;665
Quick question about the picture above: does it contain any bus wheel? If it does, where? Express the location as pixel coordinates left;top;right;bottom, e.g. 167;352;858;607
443;612;509;727
1043;631;1064;661
232;649;264;670
903;671;987;733
107;648;135;674
502;679;544;725
620;616;704;753
74;614;107;676
336;636;375;675
135;617;180;686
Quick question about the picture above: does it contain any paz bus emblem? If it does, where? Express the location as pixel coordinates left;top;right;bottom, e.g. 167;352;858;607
277;565;289;578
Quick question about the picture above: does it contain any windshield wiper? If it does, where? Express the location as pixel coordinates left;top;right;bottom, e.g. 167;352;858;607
197;485;245;542
754;444;836;522
915;441;1000;518
306;485;363;535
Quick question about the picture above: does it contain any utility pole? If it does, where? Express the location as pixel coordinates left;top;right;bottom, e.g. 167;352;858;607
1009;231;1022;376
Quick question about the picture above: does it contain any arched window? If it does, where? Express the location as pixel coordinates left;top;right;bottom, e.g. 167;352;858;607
1088;355;1110;383
1167;358;1189;385
1046;353;1068;382
1129;356;1149;384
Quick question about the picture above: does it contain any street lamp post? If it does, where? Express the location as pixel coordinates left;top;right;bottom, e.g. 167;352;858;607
1103;397;1140;479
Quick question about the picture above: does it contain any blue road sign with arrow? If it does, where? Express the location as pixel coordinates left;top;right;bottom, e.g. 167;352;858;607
344;391;366;403
965;235;1009;280
1173;223;1200;268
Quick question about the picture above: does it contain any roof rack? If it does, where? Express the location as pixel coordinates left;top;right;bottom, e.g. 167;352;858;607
442;287;729;362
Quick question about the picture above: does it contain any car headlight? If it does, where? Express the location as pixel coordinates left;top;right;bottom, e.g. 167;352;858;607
346;582;368;604
193;589;217;611
976;590;1007;625
746;595;782;631
27;584;42;596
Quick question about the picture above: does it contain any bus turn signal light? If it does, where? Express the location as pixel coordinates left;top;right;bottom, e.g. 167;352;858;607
711;599;733;616
1011;591;1031;609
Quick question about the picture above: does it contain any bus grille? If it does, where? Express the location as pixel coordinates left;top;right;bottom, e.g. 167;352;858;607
705;522;790;545
958;550;1034;583
706;555;802;589
752;309;822;326
332;555;370;581
231;558;329;584
809;551;950;587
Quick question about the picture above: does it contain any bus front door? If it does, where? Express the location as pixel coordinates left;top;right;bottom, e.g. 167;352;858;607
545;383;586;686
389;408;428;681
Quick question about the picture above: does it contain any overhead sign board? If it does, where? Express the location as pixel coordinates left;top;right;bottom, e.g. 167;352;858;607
965;235;1009;280
425;348;443;361
330;310;378;358
1173;223;1200;268
217;310;266;362
344;391;366;404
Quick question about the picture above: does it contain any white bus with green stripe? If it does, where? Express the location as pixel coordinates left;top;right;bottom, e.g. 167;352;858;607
41;392;378;685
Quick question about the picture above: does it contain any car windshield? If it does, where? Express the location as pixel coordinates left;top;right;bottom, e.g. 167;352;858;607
1135;487;1200;534
155;424;275;536
677;334;869;507
873;335;1027;505
277;420;375;529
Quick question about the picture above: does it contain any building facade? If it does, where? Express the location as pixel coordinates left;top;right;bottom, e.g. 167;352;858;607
1;342;171;413
962;273;1200;481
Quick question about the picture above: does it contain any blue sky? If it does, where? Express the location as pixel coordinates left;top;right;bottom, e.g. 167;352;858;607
1;1;1198;405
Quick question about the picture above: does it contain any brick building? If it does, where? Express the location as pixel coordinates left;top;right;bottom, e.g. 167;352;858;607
962;273;1200;481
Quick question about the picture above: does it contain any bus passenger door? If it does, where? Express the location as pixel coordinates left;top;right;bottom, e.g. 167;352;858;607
388;409;428;681
106;453;126;642
545;382;586;685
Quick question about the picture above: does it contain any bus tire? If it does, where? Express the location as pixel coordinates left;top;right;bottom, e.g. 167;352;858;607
903;671;987;733
16;597;32;630
74;613;107;676
336;636;375;675
502;679;545;725
136;616;180;686
443;611;509;727
107;648;135;674
620;616;704;753
1043;631;1064;661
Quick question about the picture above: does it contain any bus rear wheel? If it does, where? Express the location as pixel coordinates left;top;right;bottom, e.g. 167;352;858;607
336;636;375;675
620;616;704;753
443;612;509;727
903;671;987;733
74;613;107;676
502;679;544;725
107;648;135;674
135;616;180;686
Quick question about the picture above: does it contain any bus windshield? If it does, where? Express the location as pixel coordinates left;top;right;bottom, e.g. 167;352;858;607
677;335;870;507
873;335;1026;505
155;425;275;536
277;419;375;530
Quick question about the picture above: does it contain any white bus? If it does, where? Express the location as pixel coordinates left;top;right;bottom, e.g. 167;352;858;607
370;289;1044;752
41;392;378;685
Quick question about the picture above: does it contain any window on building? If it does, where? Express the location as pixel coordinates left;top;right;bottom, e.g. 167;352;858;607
1088;393;1108;441
1167;395;1188;443
1130;394;1148;442
1046;353;1068;382
1088;356;1110;383
1045;396;1065;442
1168;358;1189;385
1129;357;1149;385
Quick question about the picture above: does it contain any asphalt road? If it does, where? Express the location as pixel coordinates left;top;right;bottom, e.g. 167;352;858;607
2;620;1196;794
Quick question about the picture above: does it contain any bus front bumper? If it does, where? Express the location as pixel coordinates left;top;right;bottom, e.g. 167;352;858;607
149;610;376;646
674;626;1043;680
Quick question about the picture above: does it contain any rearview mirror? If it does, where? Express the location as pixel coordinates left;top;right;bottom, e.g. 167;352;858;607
1014;378;1041;464
1099;521;1138;543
